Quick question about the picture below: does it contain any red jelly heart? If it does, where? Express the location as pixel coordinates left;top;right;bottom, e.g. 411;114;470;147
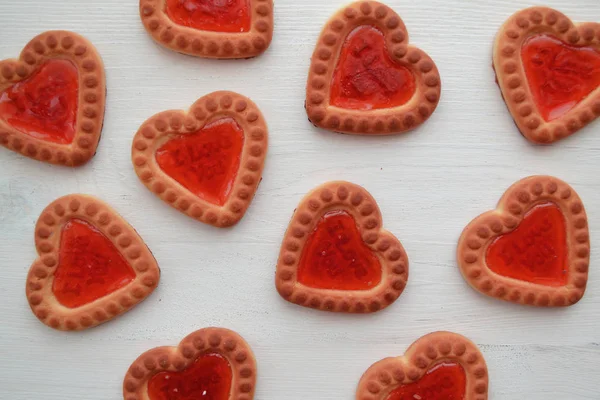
297;210;382;290
156;118;244;206
166;0;251;33
53;219;136;308
486;203;568;287
0;59;78;144
386;363;466;400
147;353;233;400
330;26;416;111
521;34;600;121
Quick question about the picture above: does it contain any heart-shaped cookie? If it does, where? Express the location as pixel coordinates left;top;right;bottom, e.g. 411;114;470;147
493;7;600;143
132;91;268;228
0;31;105;165
123;327;256;400
139;0;273;59
356;332;488;400
305;1;441;135
457;176;590;307
26;194;160;331
275;181;408;313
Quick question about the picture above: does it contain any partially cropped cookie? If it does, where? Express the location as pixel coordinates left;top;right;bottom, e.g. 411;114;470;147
132;91;268;228
123;327;256;400
276;181;409;313
139;0;273;59
356;332;488;400
306;1;441;135
494;7;600;143
26;195;160;331
0;31;106;165
457;176;590;307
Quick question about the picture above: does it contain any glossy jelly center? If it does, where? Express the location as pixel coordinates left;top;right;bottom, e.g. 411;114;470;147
0;59;79;144
147;353;233;400
53;219;136;308
330;26;416;111
521;34;600;121
297;210;382;290
386;363;466;400
165;0;251;33
486;203;568;287
156;118;244;206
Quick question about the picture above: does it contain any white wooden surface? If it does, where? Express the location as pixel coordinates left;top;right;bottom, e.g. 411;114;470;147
1;0;599;399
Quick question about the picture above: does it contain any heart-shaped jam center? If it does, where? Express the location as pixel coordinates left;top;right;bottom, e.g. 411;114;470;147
297;210;382;290
386;363;466;400
147;353;233;400
486;203;568;286
166;0;251;33
0;59;78;144
330;26;416;111
156;117;244;206
53;219;136;308
521;34;600;121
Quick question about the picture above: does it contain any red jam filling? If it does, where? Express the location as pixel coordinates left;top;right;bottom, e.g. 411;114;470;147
521;34;600;121
297;210;381;290
330;26;416;111
165;0;251;33
156;118;244;206
53;219;136;308
486;203;568;287
148;353;233;400
0;59;78;144
386;363;466;400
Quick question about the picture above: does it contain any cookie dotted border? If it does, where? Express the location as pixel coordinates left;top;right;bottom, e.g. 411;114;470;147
132;91;268;228
275;181;409;313
139;0;274;59
123;327;257;400
356;331;488;400
493;7;600;144
457;176;590;307
0;30;106;166
25;194;160;331
305;1;441;135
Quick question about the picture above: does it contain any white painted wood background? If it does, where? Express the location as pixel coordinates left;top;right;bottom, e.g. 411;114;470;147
0;0;599;398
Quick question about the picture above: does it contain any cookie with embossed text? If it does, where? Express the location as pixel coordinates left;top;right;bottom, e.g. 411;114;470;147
123;327;257;400
494;7;600;143
457;176;590;307
356;332;488;400
276;181;409;313
0;31;106;165
139;0;273;59
132;91;268;228
306;1;441;135
26;194;160;331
